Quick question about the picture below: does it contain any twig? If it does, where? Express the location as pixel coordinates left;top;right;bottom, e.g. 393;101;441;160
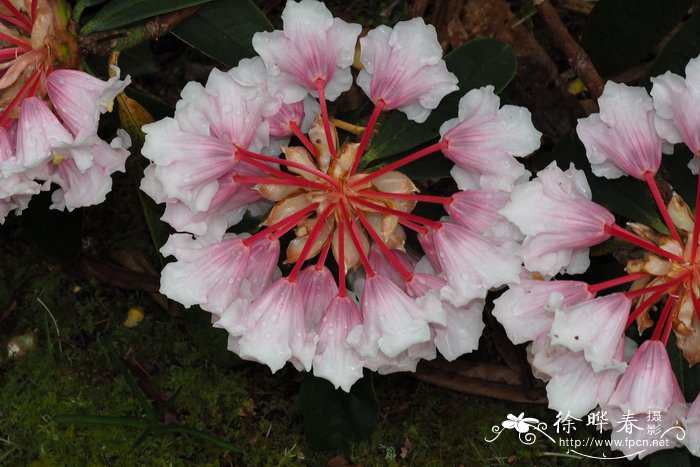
36;297;62;354
533;0;605;99
79;6;202;56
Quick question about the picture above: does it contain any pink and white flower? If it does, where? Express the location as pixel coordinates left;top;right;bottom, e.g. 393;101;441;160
252;0;361;103
439;86;541;191
0;1;132;221
147;0;541;390
356;17;458;123
577;82;662;180
500;162;615;276
651;54;700;156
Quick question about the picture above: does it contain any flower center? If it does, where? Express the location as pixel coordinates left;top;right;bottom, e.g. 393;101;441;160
233;105;451;294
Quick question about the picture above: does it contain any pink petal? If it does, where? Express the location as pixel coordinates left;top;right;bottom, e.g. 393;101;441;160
440;86;540;191
577;82;662;179
357;18;458;122
492;279;592;345
312;295;364;391
252;0;360;102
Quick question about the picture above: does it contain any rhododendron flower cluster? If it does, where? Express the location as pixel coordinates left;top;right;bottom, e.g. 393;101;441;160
0;0;131;222
494;55;700;459
142;0;541;391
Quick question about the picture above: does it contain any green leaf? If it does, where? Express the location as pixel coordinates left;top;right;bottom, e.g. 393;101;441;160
80;0;217;35
363;39;517;167
534;132;665;232
72;0;109;23
171;0;272;68
582;0;692;76
300;373;379;456
646;11;700;81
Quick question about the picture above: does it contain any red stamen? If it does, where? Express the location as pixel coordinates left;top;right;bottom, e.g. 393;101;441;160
625;272;689;300
643;172;682;245
234;153;306;180
242;202;319;246
0;0;32;29
339;202;375;276
289;120;319;158
288;204;335;281
0;68;40;128
0;46;23;61
604;223;685;263
359;190;452;205
354;208;413;282
236;147;340;190
398;218;429;235
234;174;328;191
337;218;346;297
691;171;700;263
350;140;449;188
349;101;385;175
314;79;336;159
625;288;667;329
587;272;650;294
0;30;31;50
30;0;37;21
350;196;442;229
0;13;30;31
316;232;332;270
651;288;679;341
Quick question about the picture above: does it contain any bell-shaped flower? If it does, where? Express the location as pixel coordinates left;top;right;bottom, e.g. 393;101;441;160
235;278;318;372
605;340;685;417
297;265;338;331
419;221;521;306
347;273;432;358
550;293;631;372
493;278;592;345
356;17;458;123
46;66;131;139
606;366;687;461
440;86;541;191
500;162;615;276
682;394;700;456
0;128;40;222
312;295;364;391
159;233;280;317
577;82;662;179
529;334;626;418
446;189;523;243
142;67;279;213
651;54;700;155
252;0;361;103
227;56;319;150
6;97;72;173
49;130;131;211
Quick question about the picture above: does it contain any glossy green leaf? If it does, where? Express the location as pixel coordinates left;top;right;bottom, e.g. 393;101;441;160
534;132;665;232
582;0;692;76
646;11;700;81
363;39;517;167
72;0;109;22
80;0;216;34
172;0;272;68
300;373;378;456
